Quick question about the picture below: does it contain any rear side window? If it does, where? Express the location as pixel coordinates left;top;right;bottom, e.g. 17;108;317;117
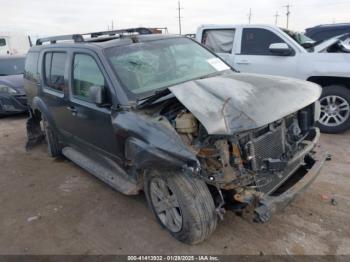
0;38;6;46
44;52;67;92
72;54;106;102
241;28;285;55
24;52;39;80
202;29;235;53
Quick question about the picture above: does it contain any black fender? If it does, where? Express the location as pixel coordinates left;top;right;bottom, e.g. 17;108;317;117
113;111;199;171
125;137;196;170
32;96;58;133
26;96;61;150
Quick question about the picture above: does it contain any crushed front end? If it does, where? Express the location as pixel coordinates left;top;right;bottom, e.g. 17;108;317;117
167;102;326;222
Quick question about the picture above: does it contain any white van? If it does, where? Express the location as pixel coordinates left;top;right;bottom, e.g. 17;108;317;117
0;32;31;56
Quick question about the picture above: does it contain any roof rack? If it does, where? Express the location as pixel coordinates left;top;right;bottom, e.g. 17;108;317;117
35;27;158;45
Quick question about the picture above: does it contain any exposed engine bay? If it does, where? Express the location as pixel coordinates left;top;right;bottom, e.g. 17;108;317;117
148;97;320;215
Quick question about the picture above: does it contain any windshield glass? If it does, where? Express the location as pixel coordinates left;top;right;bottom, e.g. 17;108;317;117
282;29;315;46
106;37;230;96
295;32;314;45
0;57;25;76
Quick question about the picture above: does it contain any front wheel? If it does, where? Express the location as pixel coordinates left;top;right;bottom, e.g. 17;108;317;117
144;171;217;245
317;85;350;134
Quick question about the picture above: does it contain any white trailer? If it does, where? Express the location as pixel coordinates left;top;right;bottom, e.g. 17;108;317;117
0;32;31;56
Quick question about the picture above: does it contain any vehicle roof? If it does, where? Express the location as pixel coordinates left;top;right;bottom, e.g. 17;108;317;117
306;23;350;31
198;24;279;29
0;55;26;60
29;34;182;52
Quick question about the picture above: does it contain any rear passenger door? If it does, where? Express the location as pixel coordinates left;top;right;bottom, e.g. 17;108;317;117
65;50;119;157
41;51;74;139
201;28;236;66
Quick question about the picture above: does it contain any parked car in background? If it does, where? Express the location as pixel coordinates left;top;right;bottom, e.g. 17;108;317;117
305;23;350;44
196;24;350;133
281;28;316;49
0;56;27;116
283;28;350;53
25;29;325;244
0;32;32;56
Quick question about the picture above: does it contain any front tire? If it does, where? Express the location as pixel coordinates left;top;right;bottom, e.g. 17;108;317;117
145;171;217;245
317;85;350;134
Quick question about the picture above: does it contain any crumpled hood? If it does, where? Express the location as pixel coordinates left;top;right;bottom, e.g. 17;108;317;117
313;33;350;53
0;74;24;92
169;72;321;135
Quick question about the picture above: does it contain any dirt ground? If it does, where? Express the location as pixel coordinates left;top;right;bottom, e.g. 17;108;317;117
0;115;349;255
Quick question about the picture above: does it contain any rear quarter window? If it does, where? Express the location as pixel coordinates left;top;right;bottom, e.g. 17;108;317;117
202;29;235;53
0;38;6;46
24;52;39;80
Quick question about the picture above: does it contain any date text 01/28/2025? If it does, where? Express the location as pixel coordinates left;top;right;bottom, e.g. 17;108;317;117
127;255;220;261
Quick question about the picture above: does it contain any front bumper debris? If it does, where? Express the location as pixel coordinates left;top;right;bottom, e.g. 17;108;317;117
254;145;327;223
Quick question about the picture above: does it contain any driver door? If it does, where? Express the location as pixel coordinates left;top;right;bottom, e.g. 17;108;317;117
234;28;298;78
65;50;119;158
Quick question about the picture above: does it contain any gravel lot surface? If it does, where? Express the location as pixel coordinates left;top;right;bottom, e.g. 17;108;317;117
0;115;349;255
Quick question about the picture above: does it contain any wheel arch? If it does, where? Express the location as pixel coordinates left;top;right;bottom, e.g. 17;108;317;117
307;76;350;89
31;96;58;132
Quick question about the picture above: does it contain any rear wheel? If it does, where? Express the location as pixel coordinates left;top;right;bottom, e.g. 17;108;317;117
318;85;350;133
145;171;217;245
42;116;61;157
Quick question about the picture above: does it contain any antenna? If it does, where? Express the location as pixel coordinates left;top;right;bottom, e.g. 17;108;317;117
284;4;291;28
247;8;252;24
177;1;184;35
274;11;279;26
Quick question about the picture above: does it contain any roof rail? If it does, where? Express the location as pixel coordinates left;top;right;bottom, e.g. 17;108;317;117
36;34;84;45
35;27;156;45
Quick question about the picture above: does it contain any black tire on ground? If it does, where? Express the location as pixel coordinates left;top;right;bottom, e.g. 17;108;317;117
144;171;217;245
42;116;61;157
317;85;350;134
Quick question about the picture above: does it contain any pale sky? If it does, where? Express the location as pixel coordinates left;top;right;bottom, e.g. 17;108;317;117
0;0;349;37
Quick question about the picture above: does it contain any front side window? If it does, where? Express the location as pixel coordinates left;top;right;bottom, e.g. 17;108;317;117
0;38;6;46
72;54;105;101
241;28;286;55
44;52;66;92
202;29;235;53
0;57;25;76
106;37;230;97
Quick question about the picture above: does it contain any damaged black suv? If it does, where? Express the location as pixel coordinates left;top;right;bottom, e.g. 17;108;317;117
24;29;326;244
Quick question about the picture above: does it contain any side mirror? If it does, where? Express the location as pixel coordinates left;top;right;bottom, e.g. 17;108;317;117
89;85;105;105
301;41;315;49
269;43;293;56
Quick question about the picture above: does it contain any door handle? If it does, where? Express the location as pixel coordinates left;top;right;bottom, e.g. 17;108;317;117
67;106;77;114
236;60;251;65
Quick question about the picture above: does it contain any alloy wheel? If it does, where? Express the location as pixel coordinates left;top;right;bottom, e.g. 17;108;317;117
319;95;350;127
149;177;183;233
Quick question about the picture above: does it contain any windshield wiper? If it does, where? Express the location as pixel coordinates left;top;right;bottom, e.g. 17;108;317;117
0;74;8;76
136;88;171;108
198;69;232;80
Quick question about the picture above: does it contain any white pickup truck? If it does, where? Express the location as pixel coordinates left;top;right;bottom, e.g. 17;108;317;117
196;24;350;133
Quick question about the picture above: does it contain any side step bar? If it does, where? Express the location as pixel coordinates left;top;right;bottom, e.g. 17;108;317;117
62;147;140;195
